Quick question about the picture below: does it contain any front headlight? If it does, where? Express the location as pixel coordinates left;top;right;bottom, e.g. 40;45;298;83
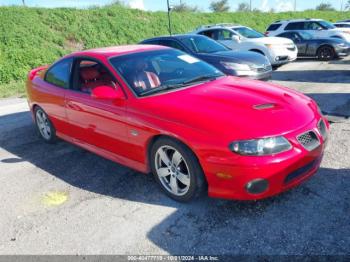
229;136;292;156
220;62;251;71
337;42;347;47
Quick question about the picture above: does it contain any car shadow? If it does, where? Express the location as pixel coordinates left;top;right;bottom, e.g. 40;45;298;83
0;106;349;255
272;70;350;83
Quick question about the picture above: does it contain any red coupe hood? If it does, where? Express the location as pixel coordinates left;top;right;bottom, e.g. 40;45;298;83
136;76;316;139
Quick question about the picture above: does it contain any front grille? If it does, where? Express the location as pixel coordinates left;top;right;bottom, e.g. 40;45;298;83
318;119;327;139
297;131;320;151
284;157;321;184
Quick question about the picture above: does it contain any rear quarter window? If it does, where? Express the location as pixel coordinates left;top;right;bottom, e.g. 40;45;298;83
45;58;73;89
267;24;282;31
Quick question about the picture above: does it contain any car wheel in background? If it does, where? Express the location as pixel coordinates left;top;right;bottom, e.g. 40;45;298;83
317;46;335;61
34;106;57;143
150;137;206;202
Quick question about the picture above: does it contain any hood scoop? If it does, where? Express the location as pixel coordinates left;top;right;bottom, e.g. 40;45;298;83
253;103;277;110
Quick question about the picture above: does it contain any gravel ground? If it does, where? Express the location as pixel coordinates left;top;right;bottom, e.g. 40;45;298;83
0;58;349;256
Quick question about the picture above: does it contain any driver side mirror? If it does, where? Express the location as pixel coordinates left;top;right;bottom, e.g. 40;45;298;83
91;85;125;100
232;35;240;42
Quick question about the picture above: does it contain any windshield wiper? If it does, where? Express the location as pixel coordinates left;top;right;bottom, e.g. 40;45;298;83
139;84;183;97
138;74;221;97
182;74;220;85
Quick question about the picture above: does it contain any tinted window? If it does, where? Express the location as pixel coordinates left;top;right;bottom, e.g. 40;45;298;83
285;22;305;30
199;29;216;39
180;36;228;53
158;40;186;51
45;58;73;88
110;49;223;96
267;24;282;31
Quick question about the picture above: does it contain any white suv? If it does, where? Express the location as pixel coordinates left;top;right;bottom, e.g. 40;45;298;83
192;24;297;67
266;19;350;42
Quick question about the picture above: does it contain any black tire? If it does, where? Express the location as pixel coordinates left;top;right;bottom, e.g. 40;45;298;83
150;137;206;202
317;46;335;61
34;106;57;143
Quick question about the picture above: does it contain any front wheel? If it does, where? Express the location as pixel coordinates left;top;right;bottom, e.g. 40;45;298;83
317;46;335;61
150;137;206;202
34;106;57;143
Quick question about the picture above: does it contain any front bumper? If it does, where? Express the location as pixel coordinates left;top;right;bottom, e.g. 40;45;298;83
202;117;329;200
335;46;350;57
224;68;272;81
268;47;298;66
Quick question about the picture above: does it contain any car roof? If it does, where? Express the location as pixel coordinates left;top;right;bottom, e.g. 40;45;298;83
196;23;242;31
272;18;323;24
142;34;202;41
71;45;169;58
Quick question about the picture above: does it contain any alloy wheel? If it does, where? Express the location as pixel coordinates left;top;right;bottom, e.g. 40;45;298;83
36;109;52;140
154;145;191;196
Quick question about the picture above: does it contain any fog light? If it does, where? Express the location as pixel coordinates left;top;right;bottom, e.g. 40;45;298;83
245;179;269;194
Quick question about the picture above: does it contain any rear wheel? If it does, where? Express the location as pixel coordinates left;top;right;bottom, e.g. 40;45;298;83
317;46;335;61
34;107;56;143
150;137;206;202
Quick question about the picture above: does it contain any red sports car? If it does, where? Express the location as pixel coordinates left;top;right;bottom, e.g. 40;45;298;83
26;45;329;202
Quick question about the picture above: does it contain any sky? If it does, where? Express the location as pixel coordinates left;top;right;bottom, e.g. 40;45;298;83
0;0;347;12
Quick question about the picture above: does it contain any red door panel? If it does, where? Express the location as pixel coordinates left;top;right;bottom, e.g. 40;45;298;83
64;90;129;158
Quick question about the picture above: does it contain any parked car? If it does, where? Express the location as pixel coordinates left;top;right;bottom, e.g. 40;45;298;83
140;34;272;80
333;22;350;34
336;19;350;23
192;24;297;68
26;45;329;202
266;19;350;42
276;31;350;60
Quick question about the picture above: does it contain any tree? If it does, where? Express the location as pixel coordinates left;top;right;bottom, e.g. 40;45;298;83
346;0;350;10
22;0;25;5
172;2;199;12
237;2;250;12
210;0;230;12
315;3;335;11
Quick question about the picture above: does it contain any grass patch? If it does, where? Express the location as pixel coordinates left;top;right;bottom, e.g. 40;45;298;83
1;5;350;98
0;81;26;98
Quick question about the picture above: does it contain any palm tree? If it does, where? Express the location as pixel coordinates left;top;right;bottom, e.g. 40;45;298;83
346;0;350;10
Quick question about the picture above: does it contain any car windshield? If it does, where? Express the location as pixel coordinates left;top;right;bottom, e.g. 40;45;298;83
180;35;229;54
233;27;265;38
110;49;224;97
299;31;313;40
319;20;336;29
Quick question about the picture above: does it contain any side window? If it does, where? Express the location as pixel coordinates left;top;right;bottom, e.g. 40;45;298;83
285;22;304;30
45;58;73;89
158;40;186;52
305;22;322;30
199;30;215;39
267;24;282;31
76;59;116;94
217;29;234;40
